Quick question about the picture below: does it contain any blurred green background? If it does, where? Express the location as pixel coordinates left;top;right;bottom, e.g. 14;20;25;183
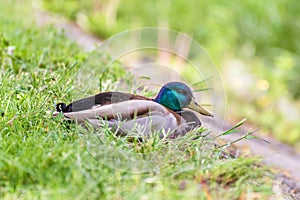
42;0;300;147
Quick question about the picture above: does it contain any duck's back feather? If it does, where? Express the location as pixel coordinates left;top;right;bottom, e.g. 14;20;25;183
57;92;151;113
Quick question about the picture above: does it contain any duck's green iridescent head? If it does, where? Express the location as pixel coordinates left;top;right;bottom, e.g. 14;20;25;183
154;82;213;117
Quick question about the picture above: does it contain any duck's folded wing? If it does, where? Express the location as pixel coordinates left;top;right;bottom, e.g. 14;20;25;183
58;100;181;136
62;100;171;121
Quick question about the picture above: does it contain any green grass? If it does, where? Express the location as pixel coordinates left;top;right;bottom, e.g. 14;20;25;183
41;0;300;146
0;1;274;199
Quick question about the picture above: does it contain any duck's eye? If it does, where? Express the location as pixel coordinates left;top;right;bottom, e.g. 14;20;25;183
177;89;186;94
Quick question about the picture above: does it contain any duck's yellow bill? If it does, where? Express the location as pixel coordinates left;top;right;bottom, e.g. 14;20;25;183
188;98;213;117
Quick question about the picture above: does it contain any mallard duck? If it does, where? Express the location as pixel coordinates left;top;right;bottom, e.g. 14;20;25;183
54;82;213;137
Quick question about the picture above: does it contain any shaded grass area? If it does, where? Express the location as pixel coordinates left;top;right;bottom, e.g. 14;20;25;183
0;1;273;199
41;0;300;146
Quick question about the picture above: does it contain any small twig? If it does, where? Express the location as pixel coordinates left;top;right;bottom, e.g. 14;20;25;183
7;115;18;126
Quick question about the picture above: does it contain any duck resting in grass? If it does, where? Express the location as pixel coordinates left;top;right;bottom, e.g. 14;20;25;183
54;82;213;137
